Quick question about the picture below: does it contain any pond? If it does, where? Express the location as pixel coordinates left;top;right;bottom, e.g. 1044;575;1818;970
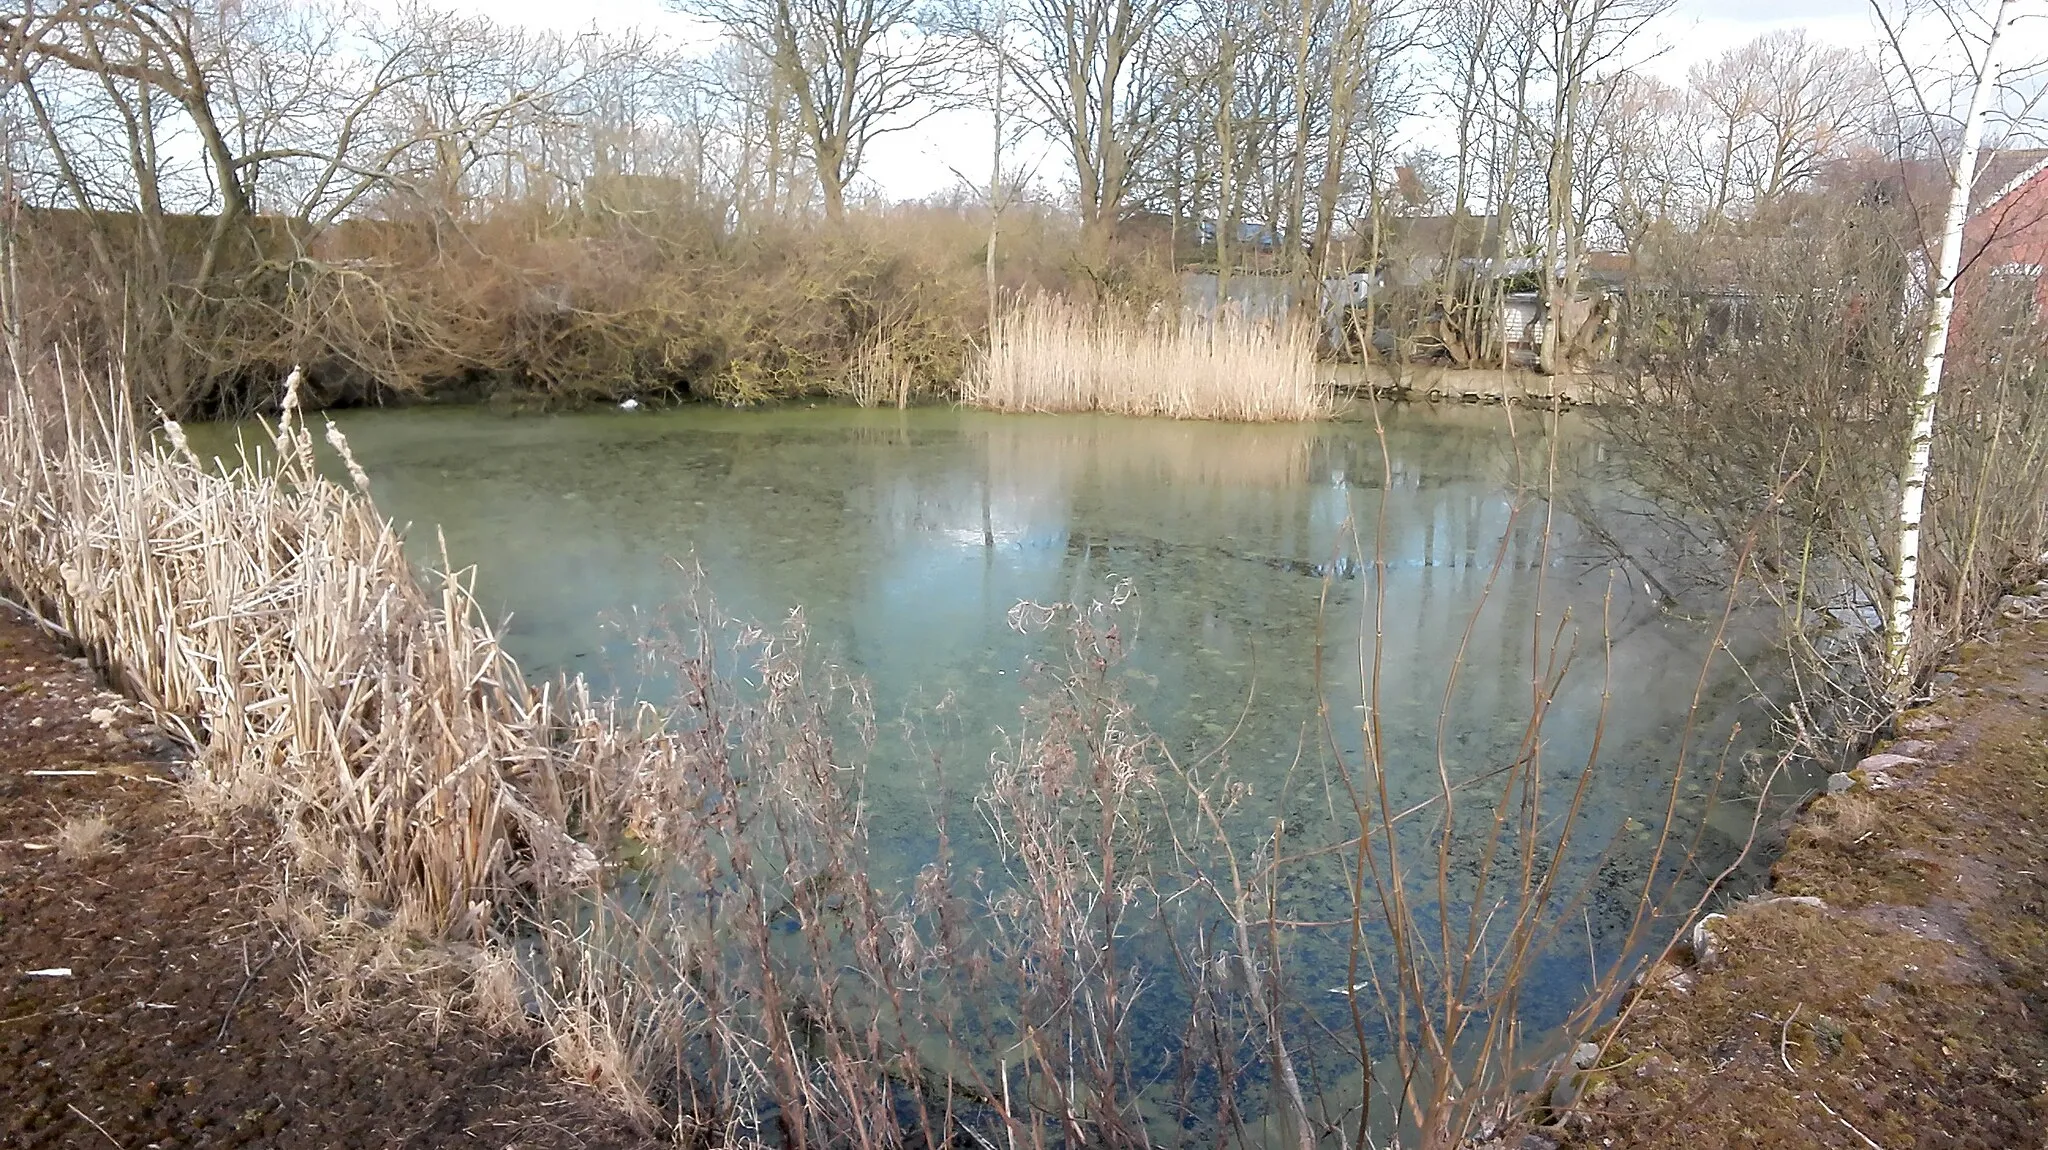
192;400;1799;1131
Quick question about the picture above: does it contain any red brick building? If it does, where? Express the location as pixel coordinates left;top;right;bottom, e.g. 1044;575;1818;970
1959;152;2048;334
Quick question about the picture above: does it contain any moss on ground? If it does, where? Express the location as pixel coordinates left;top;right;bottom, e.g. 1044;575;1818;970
1561;621;2048;1149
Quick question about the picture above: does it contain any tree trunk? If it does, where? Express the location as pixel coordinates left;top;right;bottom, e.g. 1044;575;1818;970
1215;33;1237;311
1537;25;1576;377
1887;0;2012;699
987;40;1005;327
818;157;847;222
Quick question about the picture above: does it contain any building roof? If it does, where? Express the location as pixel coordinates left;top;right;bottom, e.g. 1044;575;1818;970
1822;148;2048;215
1975;151;2048;217
1972;149;2048;215
1386;212;1505;260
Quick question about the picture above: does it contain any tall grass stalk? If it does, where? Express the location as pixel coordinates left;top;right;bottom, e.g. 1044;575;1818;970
971;296;1328;421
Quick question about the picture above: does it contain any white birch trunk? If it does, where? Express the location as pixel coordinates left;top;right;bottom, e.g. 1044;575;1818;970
1887;0;2013;699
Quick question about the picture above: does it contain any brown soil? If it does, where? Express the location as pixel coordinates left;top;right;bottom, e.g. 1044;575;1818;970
0;605;657;1149
1554;616;2048;1149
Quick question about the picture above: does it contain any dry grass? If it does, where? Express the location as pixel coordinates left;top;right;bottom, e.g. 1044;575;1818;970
537;1000;657;1128
466;944;528;1035
54;812;113;859
970;295;1328;421
1813;791;1884;843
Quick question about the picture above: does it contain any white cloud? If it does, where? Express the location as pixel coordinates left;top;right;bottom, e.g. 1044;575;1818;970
457;0;704;37
1640;4;1879;84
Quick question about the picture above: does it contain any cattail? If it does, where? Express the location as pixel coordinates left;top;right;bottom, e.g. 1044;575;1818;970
159;413;200;466
324;419;372;492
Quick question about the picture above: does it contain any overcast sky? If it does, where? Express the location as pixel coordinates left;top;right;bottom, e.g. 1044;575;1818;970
447;0;2030;201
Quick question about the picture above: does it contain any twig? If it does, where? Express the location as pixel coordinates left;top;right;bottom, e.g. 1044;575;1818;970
1585;908;1598;986
0;592;74;641
217;939;282;1042
1812;1093;1885;1150
67;1103;120;1148
1001;1058;1015;1150
1779;1002;1801;1076
955;1115;1002;1150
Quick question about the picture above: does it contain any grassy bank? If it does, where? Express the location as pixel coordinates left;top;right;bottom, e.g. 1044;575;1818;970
1548;583;2048;1147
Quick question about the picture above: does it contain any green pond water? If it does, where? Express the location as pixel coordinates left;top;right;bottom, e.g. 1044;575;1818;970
192;401;1793;1108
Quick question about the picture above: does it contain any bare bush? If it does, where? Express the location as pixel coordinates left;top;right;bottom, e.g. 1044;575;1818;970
54;812;113;859
1599;178;2048;743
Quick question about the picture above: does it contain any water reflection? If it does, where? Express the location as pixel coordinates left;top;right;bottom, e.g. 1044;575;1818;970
189;402;1789;1079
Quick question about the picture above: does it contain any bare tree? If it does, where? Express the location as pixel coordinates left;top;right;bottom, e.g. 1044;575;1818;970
1426;0;1540;368
1582;71;1688;250
1744;32;1883;202
1685;43;1767;228
942;0;1041;321
693;41;812;222
1007;0;1176;252
1528;0;1671;374
676;0;954;222
1687;31;1883;226
0;0;588;406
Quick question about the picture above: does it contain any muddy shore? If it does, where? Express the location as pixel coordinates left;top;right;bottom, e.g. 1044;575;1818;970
1549;591;2048;1148
0;604;654;1149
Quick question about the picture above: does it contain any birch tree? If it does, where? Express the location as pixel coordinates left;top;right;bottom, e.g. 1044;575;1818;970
1879;0;2015;697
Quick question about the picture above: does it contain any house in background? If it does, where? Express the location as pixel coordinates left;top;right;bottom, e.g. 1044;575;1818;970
1956;152;2048;339
1377;211;1510;286
1180;271;1301;326
1842;148;2048;339
1172;207;1637;366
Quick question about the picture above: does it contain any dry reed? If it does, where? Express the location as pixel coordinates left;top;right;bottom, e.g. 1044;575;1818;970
843;329;917;408
0;366;668;1094
0;370;592;936
971;295;1328;421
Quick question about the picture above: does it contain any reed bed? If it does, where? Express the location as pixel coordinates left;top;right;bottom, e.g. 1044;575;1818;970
971;295;1329;421
0;372;563;930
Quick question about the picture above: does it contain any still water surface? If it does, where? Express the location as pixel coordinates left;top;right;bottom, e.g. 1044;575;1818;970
198;402;1787;1076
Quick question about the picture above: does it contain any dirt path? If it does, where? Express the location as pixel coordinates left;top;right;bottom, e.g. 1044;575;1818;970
0;605;654;1149
1554;606;2048;1148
